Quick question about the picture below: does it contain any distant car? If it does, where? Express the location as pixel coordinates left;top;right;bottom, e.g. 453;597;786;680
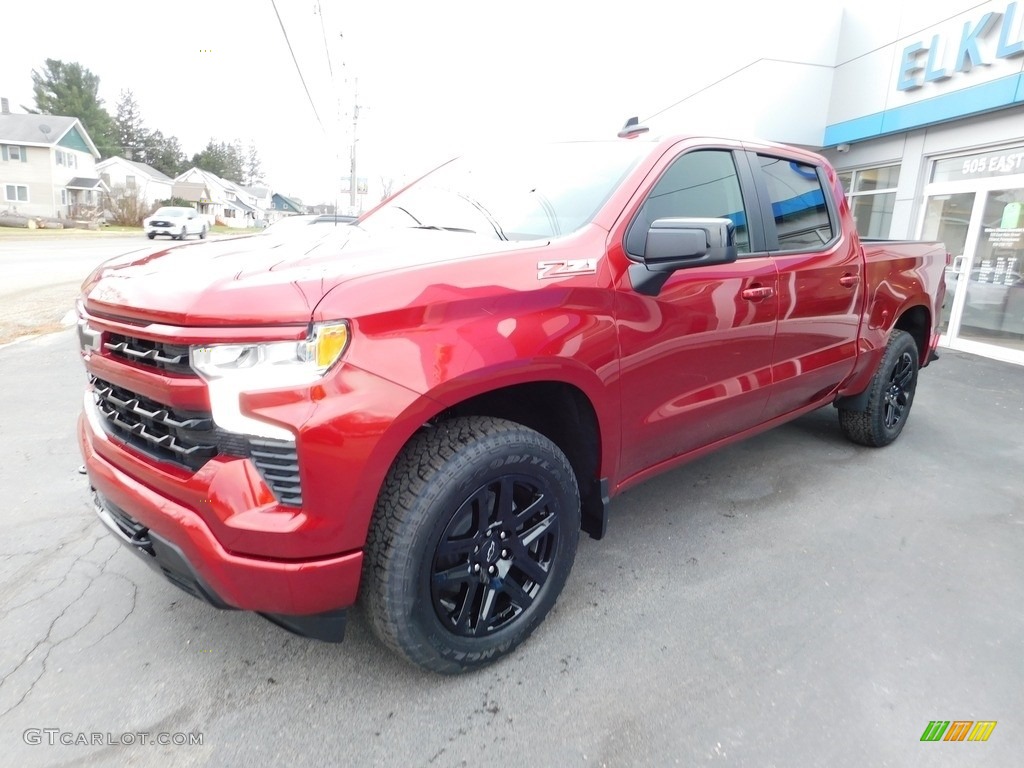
144;207;208;241
261;213;357;237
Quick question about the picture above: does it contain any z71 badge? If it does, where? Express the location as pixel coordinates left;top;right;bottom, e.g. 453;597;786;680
536;258;598;280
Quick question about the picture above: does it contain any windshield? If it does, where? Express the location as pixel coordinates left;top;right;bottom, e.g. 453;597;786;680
154;208;185;217
359;141;647;241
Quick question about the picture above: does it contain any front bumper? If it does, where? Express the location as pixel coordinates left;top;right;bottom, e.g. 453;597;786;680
91;487;349;641
79;410;364;623
145;225;186;237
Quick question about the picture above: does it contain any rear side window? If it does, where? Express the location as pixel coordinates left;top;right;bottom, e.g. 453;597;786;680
757;155;835;249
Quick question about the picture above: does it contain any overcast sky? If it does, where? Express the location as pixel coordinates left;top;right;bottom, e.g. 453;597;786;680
2;0;850;206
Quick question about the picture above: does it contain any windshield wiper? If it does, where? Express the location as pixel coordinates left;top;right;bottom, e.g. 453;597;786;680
412;225;477;234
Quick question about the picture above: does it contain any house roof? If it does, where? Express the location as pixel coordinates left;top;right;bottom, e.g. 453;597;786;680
273;192;305;213
172;181;211;202
97;156;173;183
66;177;104;190
0;113;100;157
227;197;256;214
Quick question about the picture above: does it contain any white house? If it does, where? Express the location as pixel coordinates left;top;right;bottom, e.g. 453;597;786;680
95;156;173;210
172;168;261;229
0;97;104;219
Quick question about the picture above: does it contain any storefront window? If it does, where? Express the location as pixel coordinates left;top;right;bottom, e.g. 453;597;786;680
839;165;900;238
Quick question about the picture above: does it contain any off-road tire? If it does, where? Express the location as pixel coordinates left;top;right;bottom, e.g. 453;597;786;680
839;329;920;447
361;416;581;674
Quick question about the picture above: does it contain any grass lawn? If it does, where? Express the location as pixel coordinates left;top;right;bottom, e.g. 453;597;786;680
0;225;142;238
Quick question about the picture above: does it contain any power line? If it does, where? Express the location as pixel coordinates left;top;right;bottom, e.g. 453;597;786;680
642;57;832;124
269;0;326;134
316;0;334;81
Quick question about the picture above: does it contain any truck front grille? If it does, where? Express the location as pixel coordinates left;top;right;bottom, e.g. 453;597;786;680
249;438;303;506
90;376;303;506
103;333;193;375
91;376;217;470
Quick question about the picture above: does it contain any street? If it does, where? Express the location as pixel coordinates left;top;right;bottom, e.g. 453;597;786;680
0;322;1020;766
0;232;239;344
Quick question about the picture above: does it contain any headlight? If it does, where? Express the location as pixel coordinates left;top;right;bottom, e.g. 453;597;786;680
189;321;350;439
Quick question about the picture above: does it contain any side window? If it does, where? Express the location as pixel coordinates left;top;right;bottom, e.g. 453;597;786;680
757;155;835;249
626;149;750;257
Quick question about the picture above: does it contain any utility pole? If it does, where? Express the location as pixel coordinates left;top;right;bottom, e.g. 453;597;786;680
349;78;360;210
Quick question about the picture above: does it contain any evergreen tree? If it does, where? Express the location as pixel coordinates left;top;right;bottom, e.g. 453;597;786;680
145;130;187;178
113;89;150;162
192;139;245;184
30;59;117;158
245;143;264;187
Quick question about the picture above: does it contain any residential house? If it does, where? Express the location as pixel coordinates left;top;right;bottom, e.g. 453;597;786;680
95;156;173;210
244;185;274;226
271;192;305;220
172;168;261;229
0;97;104;219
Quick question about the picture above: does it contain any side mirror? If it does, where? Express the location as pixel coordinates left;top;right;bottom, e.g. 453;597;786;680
629;217;738;296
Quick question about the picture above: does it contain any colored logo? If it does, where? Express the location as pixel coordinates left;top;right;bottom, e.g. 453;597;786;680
920;720;997;742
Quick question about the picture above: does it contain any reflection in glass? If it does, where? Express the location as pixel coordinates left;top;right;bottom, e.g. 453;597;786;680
852;192;895;238
959;189;1024;352
922;193;975;333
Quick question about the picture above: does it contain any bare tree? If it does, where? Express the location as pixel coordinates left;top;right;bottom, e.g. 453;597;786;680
103;184;151;226
379;176;395;202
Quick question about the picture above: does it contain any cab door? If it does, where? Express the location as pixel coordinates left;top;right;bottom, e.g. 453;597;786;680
747;151;864;419
614;147;778;480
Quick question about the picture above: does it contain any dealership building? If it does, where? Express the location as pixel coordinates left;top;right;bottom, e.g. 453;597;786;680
650;0;1024;365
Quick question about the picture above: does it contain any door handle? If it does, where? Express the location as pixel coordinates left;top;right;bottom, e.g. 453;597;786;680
741;286;774;301
839;274;860;288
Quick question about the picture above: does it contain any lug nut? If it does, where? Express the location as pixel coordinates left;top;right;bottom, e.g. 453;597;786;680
499;531;507;540
488;565;497;575
473;564;480;573
500;549;509;559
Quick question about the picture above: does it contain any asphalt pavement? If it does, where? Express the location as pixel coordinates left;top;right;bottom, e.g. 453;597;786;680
0;232;239;344
0;329;1021;768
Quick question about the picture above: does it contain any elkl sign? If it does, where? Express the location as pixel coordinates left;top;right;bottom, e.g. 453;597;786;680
897;1;1024;90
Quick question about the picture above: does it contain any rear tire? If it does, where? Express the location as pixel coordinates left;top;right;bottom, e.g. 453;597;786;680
147;232;155;240
838;329;919;447
362;416;581;674
199;226;207;240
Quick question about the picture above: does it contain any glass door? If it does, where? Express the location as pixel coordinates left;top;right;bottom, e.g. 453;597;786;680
920;147;1024;365
957;189;1024;355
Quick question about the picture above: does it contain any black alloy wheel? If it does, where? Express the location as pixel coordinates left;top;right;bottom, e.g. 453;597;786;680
838;329;920;447
882;348;916;431
430;474;559;637
362;416;581;674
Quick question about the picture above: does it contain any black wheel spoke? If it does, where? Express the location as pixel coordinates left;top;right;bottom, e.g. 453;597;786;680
452;582;482;632
511;551;549;586
502;577;536;610
477;586;498;630
495;476;516;525
513;492;547;524
519;513;555;548
433;563;474;587
436;536;477;559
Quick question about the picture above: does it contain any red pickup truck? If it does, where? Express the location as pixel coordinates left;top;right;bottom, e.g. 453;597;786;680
76;130;947;673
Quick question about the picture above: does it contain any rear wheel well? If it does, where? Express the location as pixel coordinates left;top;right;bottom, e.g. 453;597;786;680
429;382;606;540
895;305;930;365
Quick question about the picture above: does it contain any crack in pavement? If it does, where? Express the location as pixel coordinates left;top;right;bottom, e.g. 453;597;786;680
0;538;133;719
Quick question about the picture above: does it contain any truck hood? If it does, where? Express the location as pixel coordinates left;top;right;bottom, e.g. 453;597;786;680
82;227;537;326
